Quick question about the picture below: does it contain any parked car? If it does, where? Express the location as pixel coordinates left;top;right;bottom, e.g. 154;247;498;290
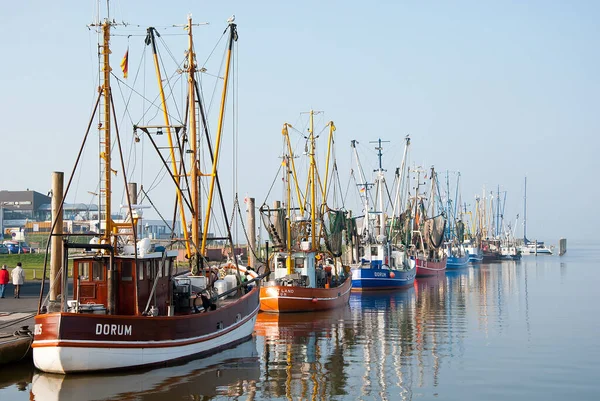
0;244;8;254
2;241;31;254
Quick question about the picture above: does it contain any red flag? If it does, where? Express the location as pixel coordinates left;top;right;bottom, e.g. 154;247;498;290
120;49;129;79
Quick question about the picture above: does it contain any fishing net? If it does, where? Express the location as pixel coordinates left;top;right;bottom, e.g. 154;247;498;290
322;209;345;257
425;215;446;249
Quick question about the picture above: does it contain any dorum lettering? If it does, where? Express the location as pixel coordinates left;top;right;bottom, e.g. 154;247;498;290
95;323;133;336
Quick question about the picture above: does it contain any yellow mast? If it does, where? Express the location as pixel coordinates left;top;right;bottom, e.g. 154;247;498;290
100;21;113;244
321;122;336;202
146;26;191;258
186;16;200;255
282;123;305;211
201;21;237;254
285;155;292;274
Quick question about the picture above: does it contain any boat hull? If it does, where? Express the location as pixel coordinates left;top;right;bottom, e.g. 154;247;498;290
519;247;553;256
351;266;416;291
415;256;447;277
259;276;352;313
32;288;260;374
499;254;522;261
0;335;32;366
468;253;483;263
446;254;470;269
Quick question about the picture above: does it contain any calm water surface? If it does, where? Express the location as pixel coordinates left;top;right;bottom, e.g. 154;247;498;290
2;243;598;400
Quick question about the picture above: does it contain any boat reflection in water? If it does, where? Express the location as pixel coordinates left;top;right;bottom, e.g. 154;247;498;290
348;287;416;400
30;340;260;401
255;307;353;400
0;361;32;393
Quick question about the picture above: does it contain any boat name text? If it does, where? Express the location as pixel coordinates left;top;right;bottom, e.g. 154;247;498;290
95;323;132;336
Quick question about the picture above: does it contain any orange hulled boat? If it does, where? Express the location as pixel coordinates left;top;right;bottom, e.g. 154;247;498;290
258;111;352;313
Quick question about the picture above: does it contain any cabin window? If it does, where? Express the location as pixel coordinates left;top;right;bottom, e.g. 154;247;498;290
295;258;304;270
121;261;133;281
138;261;144;280
79;262;90;281
164;258;171;276
92;261;103;281
146;261;153;280
156;260;163;278
371;247;378;257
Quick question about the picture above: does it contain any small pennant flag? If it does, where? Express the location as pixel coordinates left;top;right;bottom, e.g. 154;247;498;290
360;187;366;193
120;49;129;79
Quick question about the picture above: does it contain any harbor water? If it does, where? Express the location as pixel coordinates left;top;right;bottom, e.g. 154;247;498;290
1;242;598;400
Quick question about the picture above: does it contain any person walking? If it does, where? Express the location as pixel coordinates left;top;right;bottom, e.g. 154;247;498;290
0;265;9;298
11;262;25;298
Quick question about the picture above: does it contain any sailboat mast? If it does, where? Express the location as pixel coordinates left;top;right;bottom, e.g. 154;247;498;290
201;21;237;254
523;176;527;243
100;21;112;242
187;16;200;252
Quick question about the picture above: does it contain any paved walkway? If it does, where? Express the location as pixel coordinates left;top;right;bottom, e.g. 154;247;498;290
0;282;44;332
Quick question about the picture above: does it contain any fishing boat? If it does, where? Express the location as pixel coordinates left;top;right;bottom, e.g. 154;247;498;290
259;112;351;312
445;245;469;269
462;197;484;263
442;172;469;270
32;15;262;374
464;241;483;263
518;177;553;255
348;138;415;291
412;167;448;277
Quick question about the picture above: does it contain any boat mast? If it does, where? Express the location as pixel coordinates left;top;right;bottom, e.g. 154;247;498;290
389;136;410;239
186;15;200;256
99;20;113;243
201;20;237;254
370;139;389;239
282;123;304;211
321;122;336;202
496;185;500;238
309;110;317;250
285;154;292;274
523;176;527;243
429;167;436;219
351;140;369;239
146;26;192;258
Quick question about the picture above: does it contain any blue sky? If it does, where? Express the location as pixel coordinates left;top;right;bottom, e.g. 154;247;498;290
1;0;598;244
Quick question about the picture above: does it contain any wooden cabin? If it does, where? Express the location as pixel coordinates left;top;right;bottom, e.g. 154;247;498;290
72;251;178;316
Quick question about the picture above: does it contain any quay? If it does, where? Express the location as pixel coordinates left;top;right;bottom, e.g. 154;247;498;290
0;282;42;366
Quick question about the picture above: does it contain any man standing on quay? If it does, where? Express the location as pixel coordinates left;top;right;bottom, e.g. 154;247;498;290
12;262;25;298
0;265;8;298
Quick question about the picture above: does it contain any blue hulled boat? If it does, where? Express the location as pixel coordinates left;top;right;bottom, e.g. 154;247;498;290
351;246;416;290
348;138;416;291
446;253;470;269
